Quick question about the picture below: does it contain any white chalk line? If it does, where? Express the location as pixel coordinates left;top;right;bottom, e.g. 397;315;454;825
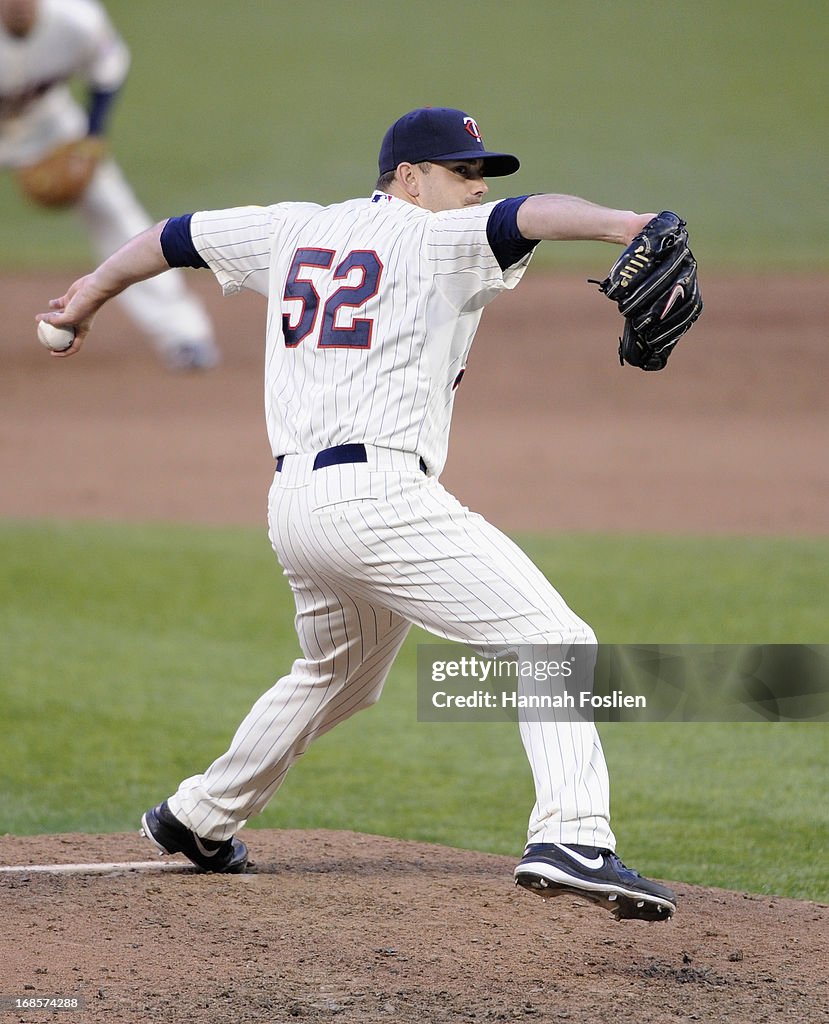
0;860;196;876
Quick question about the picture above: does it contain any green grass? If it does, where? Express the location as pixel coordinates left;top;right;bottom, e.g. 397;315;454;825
1;521;827;901
0;0;826;269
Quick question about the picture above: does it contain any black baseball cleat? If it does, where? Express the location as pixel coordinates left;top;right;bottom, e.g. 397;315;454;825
514;843;676;921
140;800;249;873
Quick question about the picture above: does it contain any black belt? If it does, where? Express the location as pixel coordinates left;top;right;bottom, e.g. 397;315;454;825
276;444;427;474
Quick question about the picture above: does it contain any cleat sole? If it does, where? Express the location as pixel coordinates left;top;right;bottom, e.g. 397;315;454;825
514;870;675;922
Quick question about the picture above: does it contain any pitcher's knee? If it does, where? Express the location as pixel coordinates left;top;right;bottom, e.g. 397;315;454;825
531;618;597;649
564;622;597;648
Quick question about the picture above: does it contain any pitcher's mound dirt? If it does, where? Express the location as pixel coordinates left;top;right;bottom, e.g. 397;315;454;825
2;829;827;1024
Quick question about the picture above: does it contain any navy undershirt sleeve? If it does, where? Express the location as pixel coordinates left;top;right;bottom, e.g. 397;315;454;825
160;214;208;269
486;196;540;271
86;88;118;135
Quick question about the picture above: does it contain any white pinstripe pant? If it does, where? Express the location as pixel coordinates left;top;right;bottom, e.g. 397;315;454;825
170;447;615;851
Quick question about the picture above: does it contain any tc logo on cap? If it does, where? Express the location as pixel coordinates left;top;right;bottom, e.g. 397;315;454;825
463;116;482;142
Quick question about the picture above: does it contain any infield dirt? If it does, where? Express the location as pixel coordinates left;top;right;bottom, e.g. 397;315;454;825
1;271;827;1023
2;829;828;1024
2;271;827;533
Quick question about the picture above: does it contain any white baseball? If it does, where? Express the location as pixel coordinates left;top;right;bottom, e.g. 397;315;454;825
38;321;75;352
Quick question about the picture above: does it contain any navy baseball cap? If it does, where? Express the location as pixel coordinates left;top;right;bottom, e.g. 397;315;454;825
378;107;520;177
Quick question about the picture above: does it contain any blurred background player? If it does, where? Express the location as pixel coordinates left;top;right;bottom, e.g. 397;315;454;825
0;0;220;370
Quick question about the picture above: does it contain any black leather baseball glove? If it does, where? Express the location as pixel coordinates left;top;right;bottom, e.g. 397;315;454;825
591;211;703;371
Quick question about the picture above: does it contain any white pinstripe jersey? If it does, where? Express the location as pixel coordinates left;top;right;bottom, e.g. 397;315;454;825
190;193;533;476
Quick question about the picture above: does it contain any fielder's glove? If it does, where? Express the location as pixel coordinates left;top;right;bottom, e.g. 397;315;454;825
591;210;703;371
15;136;107;208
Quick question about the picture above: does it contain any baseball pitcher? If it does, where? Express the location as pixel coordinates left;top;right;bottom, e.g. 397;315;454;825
38;107;703;921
